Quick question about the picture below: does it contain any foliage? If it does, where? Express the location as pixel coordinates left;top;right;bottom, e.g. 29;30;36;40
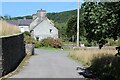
105;38;118;46
66;16;77;41
24;35;35;43
34;41;42;48
82;2;120;43
66;16;86;42
23;31;31;36
40;37;62;48
47;10;77;23
24;36;63;48
91;56;120;80
4;2;120;44
80;36;91;46
11;15;32;20
47;10;79;41
0;21;20;36
55;22;67;41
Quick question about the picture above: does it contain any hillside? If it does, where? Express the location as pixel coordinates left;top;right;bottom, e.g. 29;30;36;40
3;9;82;40
47;9;77;23
7;9;77;23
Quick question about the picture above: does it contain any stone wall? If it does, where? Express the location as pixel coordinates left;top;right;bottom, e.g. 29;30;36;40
25;43;35;55
0;38;2;77
0;34;26;76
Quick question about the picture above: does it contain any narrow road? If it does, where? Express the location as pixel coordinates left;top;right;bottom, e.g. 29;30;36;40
10;49;83;78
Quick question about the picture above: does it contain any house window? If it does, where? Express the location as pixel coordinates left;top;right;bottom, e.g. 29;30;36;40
50;29;52;33
36;37;39;41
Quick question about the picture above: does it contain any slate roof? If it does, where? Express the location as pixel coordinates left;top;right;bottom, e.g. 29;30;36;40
7;19;33;26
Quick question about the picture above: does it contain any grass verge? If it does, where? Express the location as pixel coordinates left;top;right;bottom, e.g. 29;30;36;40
68;47;120;79
68;47;116;66
0;21;20;36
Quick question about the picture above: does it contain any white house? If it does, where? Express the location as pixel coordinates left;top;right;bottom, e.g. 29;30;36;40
7;18;32;33
30;9;58;41
6;9;58;41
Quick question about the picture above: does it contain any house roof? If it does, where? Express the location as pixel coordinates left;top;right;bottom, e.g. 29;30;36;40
37;9;46;12
7;19;33;26
32;14;36;16
30;17;55;31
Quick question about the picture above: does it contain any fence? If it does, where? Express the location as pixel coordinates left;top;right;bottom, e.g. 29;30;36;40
0;33;26;77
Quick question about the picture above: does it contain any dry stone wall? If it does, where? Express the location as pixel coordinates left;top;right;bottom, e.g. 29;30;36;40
0;34;26;77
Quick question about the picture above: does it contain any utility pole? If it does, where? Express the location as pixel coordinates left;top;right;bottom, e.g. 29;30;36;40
77;0;80;47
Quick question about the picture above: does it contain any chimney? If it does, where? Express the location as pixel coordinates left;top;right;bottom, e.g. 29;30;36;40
23;17;26;20
32;14;37;20
37;9;46;20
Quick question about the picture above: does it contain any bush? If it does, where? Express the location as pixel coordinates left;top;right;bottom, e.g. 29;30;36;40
24;35;35;43
40;37;62;48
23;31;31;36
34;41;42;48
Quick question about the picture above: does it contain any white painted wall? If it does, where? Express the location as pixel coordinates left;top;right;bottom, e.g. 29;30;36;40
19;26;29;33
33;19;58;41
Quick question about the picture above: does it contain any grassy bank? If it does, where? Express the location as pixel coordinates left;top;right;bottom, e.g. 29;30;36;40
68;47;120;79
0;21;20;36
68;48;116;66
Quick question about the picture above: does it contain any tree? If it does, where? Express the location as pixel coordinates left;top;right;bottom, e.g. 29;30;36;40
3;15;11;20
66;16;77;42
66;15;86;42
82;2;120;48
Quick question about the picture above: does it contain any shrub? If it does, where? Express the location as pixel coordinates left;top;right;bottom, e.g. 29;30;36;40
24;35;42;48
34;41;42;48
23;31;31;36
24;35;35;43
40;37;62;48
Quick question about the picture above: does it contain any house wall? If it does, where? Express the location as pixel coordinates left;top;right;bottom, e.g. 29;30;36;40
33;19;58;40
0;34;26;76
19;26;30;32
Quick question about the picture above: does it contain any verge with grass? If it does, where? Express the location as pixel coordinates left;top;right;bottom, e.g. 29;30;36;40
0;21;20;36
68;47;120;79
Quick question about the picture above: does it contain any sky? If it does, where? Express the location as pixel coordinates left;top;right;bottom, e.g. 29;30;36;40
1;1;84;17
